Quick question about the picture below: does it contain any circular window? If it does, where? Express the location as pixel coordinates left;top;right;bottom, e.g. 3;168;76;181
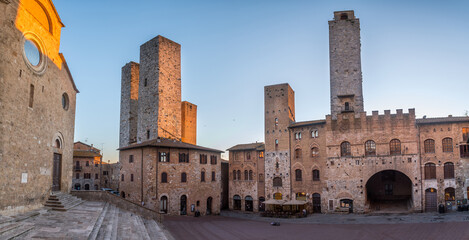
24;39;41;66
62;93;69;110
22;33;47;74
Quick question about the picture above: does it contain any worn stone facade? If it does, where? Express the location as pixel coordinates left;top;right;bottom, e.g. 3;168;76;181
181;101;197;145
329;11;363;120
264;84;295;202
227;143;265;212
119;139;222;216
231;10;469;214
119;62;139;148
72;142;102;191
0;0;78;215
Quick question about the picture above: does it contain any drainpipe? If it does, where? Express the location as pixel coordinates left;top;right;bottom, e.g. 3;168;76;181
141;147;144;204
417;124;423;212
289;127;293;200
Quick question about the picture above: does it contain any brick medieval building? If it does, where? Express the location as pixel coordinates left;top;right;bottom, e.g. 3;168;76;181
118;36;222;216
230;10;469;213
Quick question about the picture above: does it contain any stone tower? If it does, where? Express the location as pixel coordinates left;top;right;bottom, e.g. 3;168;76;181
137;36;182;142
181;101;197;145
119;62;139;148
329;10;364;119
264;83;295;200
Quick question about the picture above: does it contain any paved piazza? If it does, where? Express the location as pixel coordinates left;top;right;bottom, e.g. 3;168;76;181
164;211;469;240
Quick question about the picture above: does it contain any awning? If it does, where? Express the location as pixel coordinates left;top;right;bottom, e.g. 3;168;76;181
263;199;286;205
283;199;307;205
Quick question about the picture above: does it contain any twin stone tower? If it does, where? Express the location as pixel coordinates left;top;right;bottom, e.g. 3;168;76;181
119;36;197;148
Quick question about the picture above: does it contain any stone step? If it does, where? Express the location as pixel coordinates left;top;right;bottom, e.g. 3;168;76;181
45;192;84;212
135;216;151;240
143;218;168;240
0;224;34;240
0;223;21;235
88;202;110;240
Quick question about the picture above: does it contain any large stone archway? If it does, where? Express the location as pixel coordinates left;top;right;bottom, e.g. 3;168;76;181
365;170;412;213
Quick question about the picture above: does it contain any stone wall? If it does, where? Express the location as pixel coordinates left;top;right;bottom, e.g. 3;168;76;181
0;0;77;215
70;190;163;222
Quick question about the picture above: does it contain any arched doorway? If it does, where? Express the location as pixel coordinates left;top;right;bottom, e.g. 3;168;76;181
312;193;321;213
84;184;90;190
259;197;265;212
160;196;168;214
365;170;412;212
52;153;62;191
233;195;241;210
445;187;455;210
207;197;213;215
245;196;253;211
74;183;81;190
121;191;125;199
425;188;437;212
180;195;187;215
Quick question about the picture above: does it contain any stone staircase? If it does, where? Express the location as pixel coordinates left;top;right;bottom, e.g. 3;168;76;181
0;211;38;239
44;191;84;211
88;203;167;240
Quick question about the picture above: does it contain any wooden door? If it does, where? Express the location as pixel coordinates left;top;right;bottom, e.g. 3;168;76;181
313;193;321;213
52;153;62;191
425;189;437;212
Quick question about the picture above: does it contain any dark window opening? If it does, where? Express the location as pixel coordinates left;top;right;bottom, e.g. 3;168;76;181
129;155;134;163
424;163;436;179
29;84;34;108
341;141;351;157
161;172;167;183
365;140;376;156
313;170;320;181
181;172;187;182
390;139;401;155
273;177;282;187
131;174;134;182
201;171;205;182
295;169;302;181
444;162;454;179
340;13;348;20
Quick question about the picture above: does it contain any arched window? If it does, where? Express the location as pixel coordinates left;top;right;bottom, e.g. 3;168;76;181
237;170;241;180
341;142;351;157
244;170;248;180
295;148;302;158
442;138;453;152
161;172;168;183
444;162;454;179
340;13;348;20
160;196;168;213
365;140;376;156
249;170;253;180
313;169;320;181
259;173;264;182
181;172;187;182
295;169;302;181
233;170;237;180
390;139;401;155
424;139;435;153
424;163;436;179
233;195;241;210
201;171;205;182
311;147;319;158
273;177;282;187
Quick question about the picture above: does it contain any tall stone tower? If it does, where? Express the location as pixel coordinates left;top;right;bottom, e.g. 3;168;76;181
329;10;364;119
264;83;295;201
119;62;139;148
181;101;197;145
137;36;182;142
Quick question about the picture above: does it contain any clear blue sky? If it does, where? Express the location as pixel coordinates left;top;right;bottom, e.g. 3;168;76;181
54;0;469;163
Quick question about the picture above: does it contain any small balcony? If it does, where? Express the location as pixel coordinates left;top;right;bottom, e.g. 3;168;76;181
74;166;82;171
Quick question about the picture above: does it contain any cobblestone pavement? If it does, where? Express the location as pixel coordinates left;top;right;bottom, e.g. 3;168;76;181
163;211;469;240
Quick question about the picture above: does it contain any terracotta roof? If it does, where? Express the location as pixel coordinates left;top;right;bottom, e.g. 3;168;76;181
73;150;101;158
118;137;223;153
416;116;469;125
289;119;326;128
227;143;265;151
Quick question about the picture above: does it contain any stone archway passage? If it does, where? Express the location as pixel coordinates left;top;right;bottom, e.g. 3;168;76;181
365;170;412;213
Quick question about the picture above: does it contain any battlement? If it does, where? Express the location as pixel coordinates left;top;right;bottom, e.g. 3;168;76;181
326;108;416;132
332;10;356;21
